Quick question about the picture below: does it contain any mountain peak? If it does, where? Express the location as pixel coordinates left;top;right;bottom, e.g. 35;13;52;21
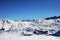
45;16;60;20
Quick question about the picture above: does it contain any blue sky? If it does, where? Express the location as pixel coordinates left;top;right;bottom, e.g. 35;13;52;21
0;0;60;20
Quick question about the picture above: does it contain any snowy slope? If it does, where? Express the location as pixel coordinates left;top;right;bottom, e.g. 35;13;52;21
0;18;60;36
0;35;59;40
0;16;60;40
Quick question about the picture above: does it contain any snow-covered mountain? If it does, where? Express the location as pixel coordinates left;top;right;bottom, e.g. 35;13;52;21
0;16;60;36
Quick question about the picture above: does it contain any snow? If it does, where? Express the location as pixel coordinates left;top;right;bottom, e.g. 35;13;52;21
0;18;60;40
0;35;59;40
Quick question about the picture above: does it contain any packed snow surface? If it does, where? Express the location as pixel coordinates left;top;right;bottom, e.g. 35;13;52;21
0;35;60;40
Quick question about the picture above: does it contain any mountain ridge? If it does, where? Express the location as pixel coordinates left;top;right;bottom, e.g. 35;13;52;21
0;16;60;36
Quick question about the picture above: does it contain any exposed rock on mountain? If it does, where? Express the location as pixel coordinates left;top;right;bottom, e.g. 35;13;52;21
0;16;60;36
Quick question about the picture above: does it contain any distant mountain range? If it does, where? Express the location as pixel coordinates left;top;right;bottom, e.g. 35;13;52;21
45;16;60;20
0;16;60;36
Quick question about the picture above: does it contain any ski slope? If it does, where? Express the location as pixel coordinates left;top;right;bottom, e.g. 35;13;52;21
0;35;60;40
